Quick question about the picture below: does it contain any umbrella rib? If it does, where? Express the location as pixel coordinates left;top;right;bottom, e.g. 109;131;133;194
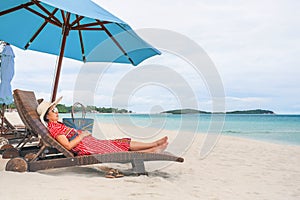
76;15;86;62
0;2;34;16
60;10;66;24
70;16;84;27
24;22;47;49
116;23;140;40
32;0;62;26
72;22;107;30
24;8;59;49
96;20;135;65
25;7;61;27
73;27;104;31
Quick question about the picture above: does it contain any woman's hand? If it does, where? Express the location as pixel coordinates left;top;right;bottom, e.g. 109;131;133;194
79;130;91;139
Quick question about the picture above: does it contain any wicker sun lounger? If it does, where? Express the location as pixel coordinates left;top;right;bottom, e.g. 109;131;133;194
0;103;39;158
0;106;28;144
0;96;40;158
5;89;184;174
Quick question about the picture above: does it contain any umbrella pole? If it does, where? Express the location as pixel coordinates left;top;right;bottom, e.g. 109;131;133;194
0;104;5;135
51;24;69;102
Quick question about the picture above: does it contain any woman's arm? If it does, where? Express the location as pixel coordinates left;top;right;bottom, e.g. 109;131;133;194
56;131;91;150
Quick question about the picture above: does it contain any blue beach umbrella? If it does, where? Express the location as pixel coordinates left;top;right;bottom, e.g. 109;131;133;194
0;0;160;101
0;44;15;105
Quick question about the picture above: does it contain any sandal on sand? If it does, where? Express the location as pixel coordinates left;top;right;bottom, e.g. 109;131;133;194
105;169;115;178
105;168;124;178
113;169;124;178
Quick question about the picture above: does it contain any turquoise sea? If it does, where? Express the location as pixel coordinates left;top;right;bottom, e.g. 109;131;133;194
60;114;300;146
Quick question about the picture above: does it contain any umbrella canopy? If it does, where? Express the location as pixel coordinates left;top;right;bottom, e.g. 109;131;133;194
0;0;160;101
0;44;15;105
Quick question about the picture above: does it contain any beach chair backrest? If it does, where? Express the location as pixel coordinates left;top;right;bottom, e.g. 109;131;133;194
13;89;74;158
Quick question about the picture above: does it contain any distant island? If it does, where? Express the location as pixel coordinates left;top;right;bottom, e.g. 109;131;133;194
56;104;132;114
161;109;275;115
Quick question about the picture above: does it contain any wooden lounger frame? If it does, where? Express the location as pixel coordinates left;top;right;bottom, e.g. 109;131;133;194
0;104;29;144
5;89;183;174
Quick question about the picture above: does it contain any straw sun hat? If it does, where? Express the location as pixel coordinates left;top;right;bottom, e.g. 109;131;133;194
37;96;62;126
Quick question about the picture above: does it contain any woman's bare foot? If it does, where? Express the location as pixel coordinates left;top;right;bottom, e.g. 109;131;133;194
154;136;168;146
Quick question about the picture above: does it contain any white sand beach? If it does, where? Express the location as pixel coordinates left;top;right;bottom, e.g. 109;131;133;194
1;113;300;200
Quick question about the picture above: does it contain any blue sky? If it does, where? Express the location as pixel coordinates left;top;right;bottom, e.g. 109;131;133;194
4;0;300;114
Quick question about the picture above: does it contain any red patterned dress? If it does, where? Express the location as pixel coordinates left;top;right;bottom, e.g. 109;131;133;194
48;121;131;155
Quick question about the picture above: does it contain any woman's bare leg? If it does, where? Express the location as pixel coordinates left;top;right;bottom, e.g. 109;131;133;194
129;136;168;151
133;142;168;153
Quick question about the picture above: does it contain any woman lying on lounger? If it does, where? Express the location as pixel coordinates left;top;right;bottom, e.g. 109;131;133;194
37;97;168;156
